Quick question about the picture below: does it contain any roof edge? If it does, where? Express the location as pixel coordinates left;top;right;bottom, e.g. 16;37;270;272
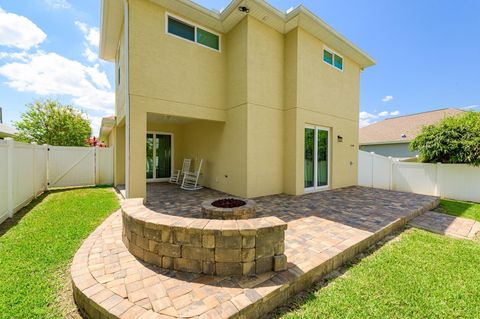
100;0;375;67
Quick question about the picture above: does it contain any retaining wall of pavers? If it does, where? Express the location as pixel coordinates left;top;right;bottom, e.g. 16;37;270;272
121;199;287;276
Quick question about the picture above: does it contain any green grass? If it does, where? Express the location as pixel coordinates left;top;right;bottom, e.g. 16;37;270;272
0;187;119;319
281;229;480;319
436;198;480;222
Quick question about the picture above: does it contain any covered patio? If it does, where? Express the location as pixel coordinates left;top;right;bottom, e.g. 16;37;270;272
75;183;440;318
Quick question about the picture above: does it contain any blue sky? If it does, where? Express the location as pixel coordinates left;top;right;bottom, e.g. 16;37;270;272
0;0;479;133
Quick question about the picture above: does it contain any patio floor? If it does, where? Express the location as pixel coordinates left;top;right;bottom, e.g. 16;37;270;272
72;184;439;319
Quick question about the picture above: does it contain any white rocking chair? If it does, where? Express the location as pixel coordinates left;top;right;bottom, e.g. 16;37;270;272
169;158;191;184
181;159;203;190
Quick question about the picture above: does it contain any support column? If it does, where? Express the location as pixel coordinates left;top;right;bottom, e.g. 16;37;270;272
127;110;146;198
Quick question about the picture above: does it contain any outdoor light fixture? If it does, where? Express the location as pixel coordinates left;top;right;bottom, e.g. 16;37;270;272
337;135;343;142
238;6;250;13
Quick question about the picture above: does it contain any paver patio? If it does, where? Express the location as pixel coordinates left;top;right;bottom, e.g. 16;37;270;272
410;211;480;240
72;184;439;318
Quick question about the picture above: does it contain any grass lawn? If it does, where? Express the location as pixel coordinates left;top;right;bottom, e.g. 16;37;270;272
280;229;480;319
0;187;119;319
435;198;480;222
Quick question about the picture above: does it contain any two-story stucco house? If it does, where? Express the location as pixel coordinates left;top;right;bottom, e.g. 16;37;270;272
99;0;375;199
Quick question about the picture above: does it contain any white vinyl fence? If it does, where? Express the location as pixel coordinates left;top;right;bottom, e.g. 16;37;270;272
0;138;113;224
358;150;480;203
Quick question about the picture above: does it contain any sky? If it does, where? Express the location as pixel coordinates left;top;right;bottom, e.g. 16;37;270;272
0;0;479;135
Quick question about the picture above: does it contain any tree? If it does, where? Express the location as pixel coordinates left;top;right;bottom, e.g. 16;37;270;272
13;100;92;146
409;111;480;166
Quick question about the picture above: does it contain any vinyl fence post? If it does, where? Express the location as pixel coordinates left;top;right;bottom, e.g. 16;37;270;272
95;147;100;186
31;142;37;198
43;144;48;191
435;162;441;196
6;138;14;218
388;156;393;191
370;152;375;187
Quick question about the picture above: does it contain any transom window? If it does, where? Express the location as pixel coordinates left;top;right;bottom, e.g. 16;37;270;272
323;48;343;71
166;14;220;51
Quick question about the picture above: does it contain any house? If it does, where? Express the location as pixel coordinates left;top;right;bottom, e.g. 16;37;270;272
0;124;17;139
0;108;18;139
98;0;375;199
359;108;465;158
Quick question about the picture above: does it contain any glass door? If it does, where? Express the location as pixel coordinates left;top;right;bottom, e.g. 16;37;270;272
156;134;172;179
146;133;173;181
304;125;330;192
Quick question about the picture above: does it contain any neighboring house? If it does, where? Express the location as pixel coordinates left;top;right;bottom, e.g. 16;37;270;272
0;108;18;139
99;0;375;199
0;123;17;139
359;108;465;158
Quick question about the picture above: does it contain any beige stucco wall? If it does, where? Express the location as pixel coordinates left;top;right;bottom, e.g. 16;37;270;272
245;17;284;197
283;27;361;195
115;0;363;198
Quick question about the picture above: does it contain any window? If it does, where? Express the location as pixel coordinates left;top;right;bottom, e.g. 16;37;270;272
323;50;333;64
334;55;343;70
197;28;219;50
167;16;195;42
323;48;343;71
166;14;220;51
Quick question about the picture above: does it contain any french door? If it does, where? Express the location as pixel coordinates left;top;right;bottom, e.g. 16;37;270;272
304;125;330;192
146;133;173;181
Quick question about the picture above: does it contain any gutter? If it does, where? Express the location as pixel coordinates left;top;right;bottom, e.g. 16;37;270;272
359;140;412;146
123;0;130;198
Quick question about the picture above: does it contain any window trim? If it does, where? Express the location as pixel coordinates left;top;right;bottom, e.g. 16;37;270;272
323;46;343;71
165;12;221;52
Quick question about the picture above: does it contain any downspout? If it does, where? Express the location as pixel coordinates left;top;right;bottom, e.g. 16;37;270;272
123;0;130;197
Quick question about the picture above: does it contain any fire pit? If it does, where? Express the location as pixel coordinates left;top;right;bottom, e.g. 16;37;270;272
201;198;256;219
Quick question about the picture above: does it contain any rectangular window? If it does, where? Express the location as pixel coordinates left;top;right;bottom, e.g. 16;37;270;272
166;14;220;51
323;48;343;71
334;55;343;70
167;16;195;42
323;50;333;64
197;28;219;50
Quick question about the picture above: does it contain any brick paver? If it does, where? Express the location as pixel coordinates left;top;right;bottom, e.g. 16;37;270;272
410;211;480;240
72;184;439;319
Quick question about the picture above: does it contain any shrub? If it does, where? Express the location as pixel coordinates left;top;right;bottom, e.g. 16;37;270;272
409;111;480;166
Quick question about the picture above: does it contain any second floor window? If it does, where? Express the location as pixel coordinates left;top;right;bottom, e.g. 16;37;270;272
323;48;343;71
167;15;220;51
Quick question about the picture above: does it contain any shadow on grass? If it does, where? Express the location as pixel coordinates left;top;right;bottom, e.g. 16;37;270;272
0;185;113;238
269;228;407;319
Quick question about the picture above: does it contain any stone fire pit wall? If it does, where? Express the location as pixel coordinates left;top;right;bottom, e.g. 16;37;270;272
121;199;288;276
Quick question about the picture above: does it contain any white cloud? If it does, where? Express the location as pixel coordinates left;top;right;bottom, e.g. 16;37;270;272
75;21;99;47
359;110;401;127
359;111;377;127
0;51;30;61
382;95;394;102
83;47;98;63
45;0;71;9
75;21;101;63
0;51;114;113
461;105;479;110
0;8;47;50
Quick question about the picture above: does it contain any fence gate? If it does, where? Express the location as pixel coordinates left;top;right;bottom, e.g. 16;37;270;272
48;146;95;188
